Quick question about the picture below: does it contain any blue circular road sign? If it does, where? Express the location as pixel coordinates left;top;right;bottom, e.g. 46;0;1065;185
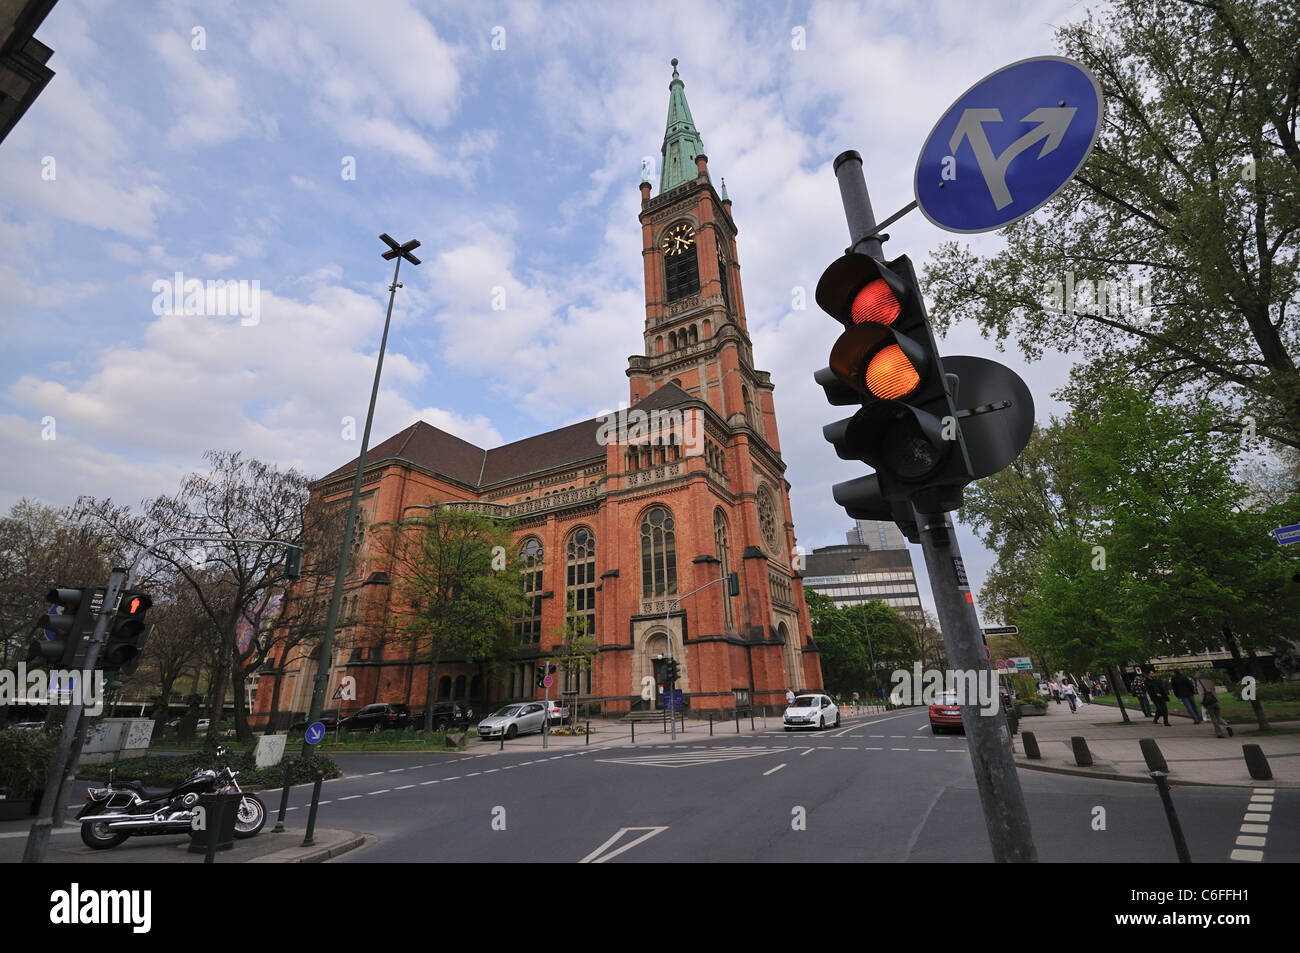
305;721;325;745
915;56;1103;233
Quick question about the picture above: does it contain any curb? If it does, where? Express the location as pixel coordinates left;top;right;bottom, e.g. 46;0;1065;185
247;832;368;863
1013;760;1297;788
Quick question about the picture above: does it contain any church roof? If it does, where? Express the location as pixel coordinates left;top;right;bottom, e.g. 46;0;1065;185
320;382;698;491
659;58;706;193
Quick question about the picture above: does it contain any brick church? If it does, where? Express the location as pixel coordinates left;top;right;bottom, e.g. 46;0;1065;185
253;60;822;726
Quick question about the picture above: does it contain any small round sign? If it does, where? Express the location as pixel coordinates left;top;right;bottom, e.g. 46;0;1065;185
305;722;325;745
543;675;554;689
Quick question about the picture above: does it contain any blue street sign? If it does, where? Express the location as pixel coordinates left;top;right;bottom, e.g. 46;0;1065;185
915;56;1104;233
305;722;325;745
1272;523;1300;545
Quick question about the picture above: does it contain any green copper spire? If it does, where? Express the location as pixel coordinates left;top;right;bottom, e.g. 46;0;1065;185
719;177;729;202
660;58;705;193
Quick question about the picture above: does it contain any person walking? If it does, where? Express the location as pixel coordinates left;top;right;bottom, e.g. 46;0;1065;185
1049;677;1062;704
1147;669;1171;726
1062;677;1078;713
1195;672;1233;738
1078;677;1092;704
1170;670;1201;724
1131;668;1151;718
785;689;795;707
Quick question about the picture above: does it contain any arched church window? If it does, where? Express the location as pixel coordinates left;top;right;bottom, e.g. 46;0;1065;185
565;528;597;663
514;538;543;644
640;506;678;598
714;509;736;632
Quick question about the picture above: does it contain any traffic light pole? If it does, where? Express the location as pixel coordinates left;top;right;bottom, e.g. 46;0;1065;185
830;151;1036;862
23;567;127;864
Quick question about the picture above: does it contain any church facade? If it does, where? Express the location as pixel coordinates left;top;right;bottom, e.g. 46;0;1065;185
253;61;822;726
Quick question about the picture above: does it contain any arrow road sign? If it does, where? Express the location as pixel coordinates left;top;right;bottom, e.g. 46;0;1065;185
305;722;325;745
915;56;1103;233
1272;523;1300;545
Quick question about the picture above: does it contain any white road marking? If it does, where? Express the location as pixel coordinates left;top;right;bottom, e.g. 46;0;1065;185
367;771;385;776
1243;812;1270;822
919;748;937;752
420;780;439;785
865;746;883;750
1240;824;1268;834
368;789;390;795
1229;848;1262;862
396;784;416;790
580;826;668;864
892;747;909;751
466;772;481;777
388;768;405;773
339;795;362;801
485;769;500;774
763;763;787;776
800;748;814;757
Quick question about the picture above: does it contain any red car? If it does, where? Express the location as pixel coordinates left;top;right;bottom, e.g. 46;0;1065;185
928;691;964;734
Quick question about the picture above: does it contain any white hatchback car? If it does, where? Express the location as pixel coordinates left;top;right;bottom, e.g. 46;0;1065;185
783;693;840;731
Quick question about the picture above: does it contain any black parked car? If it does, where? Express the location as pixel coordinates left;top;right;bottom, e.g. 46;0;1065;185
408;702;472;731
339;703;411;733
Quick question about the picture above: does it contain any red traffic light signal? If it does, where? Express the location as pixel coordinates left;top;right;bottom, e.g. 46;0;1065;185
102;591;153;675
815;252;973;512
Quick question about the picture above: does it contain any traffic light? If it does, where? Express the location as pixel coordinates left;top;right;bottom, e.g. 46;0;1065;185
815;252;974;514
727;572;739;597
536;664;545;688
28;587;102;668
285;545;303;580
662;658;680;684
101;591;153;676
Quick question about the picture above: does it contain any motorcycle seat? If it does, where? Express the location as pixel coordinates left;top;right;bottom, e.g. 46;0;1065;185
117;779;174;800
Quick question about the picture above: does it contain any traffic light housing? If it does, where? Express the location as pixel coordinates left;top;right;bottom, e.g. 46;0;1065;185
536;664;546;688
101;591;152;676
28;587;102;669
662;658;680;684
285;545;303;580
727;572;739;597
816;252;974;514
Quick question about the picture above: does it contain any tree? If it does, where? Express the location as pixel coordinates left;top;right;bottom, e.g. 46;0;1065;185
377;504;526;733
552;591;597;704
924;0;1300;450
0;500;120;672
806;590;916;699
78;450;310;742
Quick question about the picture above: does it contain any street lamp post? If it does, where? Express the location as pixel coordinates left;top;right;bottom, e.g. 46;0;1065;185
303;234;420;755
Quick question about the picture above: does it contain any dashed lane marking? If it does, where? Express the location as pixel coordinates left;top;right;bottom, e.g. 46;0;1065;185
764;763;787;776
339;795;362;801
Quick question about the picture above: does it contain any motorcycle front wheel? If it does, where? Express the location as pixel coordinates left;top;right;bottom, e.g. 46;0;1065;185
81;819;128;850
233;793;267;838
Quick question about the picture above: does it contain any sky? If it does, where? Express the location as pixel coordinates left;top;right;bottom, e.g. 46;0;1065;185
0;0;1103;623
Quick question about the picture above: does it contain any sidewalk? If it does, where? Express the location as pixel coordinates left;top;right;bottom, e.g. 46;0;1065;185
0;823;366;864
1011;696;1300;787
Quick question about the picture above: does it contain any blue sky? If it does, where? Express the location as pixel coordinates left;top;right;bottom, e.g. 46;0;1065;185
0;0;1097;620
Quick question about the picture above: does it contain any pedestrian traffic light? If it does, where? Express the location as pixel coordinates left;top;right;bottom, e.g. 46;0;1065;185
536;664;546;688
28;586;102;669
101;591;152;676
815;252;974;513
662;658;680;684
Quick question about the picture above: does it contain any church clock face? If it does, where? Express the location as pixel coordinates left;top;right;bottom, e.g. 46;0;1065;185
661;222;696;256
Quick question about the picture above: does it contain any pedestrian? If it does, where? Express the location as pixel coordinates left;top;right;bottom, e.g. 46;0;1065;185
785;688;795;707
1131;667;1151;718
1078;677;1092;704
1195;672;1233;738
1049;677;1061;704
1062;677;1078;713
1170;670;1201;724
1146;669;1171;726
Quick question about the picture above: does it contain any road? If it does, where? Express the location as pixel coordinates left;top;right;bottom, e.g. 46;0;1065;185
288;710;1294;863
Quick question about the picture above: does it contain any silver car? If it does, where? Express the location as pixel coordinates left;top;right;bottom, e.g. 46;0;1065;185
477;702;548;740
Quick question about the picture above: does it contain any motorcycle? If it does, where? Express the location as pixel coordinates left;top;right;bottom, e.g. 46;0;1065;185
77;746;267;850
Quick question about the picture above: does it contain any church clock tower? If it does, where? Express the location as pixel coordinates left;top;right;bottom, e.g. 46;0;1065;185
629;59;780;455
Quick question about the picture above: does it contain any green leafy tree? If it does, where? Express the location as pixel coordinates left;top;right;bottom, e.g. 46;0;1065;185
924;0;1300;449
807;590;916;700
378;504;527;732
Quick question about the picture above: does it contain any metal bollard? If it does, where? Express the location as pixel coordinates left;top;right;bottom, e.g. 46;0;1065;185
709;714;713;736
1070;736;1093;767
1139;738;1168;773
500;730;504;752
1242;744;1272;780
750;711;755;731
301;770;324;848
631;720;635;744
586;720;590;745
1149;770;1191;862
272;757;295;833
1022;731;1041;759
